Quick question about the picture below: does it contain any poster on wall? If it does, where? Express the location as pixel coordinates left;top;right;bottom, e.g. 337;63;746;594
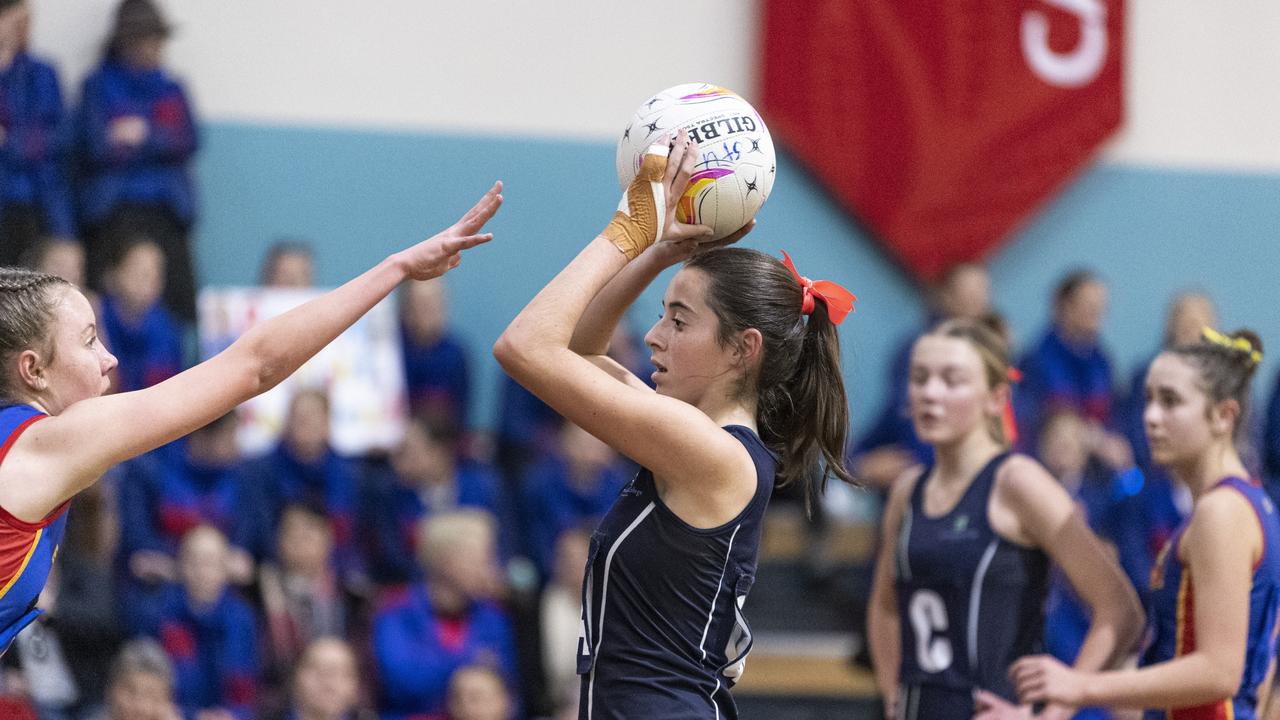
197;287;407;456
761;0;1125;282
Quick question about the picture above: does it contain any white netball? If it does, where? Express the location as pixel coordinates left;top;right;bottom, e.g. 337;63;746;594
616;83;776;241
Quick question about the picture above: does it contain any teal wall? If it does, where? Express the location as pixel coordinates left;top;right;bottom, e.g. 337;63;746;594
194;122;1280;432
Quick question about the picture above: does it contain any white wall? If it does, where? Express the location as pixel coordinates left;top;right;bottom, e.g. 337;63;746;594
29;0;1280;169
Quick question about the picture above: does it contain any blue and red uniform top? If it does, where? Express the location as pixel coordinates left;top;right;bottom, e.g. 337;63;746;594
0;404;70;653
1142;477;1280;720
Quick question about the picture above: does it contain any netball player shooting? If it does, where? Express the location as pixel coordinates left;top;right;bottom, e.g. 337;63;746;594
494;130;856;718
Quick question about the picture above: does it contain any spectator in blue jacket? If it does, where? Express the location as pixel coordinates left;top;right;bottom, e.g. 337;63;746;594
118;413;261;630
1015;269;1126;459
100;237;182;392
140;525;260;720
850;263;990;488
519;421;625;581
0;0;74;264
242;389;360;576
76;0;199;322
372;510;517;719
359;417;504;586
400;278;471;436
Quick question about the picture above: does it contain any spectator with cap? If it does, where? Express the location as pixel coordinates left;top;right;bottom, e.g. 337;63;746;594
75;0;199;322
0;0;74;266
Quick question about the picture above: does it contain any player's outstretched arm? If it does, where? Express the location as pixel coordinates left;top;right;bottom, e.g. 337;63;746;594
1;183;502;521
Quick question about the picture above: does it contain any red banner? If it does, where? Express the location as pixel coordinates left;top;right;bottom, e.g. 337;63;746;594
761;0;1124;282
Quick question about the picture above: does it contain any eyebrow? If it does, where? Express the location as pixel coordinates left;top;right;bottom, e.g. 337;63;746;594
665;300;697;316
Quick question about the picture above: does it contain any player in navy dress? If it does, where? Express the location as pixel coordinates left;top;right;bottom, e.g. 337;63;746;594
0;182;502;652
1012;328;1280;720
868;319;1144;719
495;130;857;719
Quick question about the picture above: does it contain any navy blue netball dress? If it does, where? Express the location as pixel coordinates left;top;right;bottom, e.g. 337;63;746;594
577;425;775;720
894;452;1050;718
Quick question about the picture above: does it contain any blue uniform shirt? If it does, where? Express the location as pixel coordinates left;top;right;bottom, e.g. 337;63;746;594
578;425;775;720
0;405;70;653
1141;477;1280;720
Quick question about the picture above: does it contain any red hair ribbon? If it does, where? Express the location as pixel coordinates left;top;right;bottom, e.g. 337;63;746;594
1003;367;1022;446
780;251;857;325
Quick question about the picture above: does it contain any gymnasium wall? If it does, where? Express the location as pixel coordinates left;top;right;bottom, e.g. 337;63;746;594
29;0;1280;431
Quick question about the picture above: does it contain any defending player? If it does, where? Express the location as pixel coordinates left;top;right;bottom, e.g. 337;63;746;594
1011;329;1280;720
0;182;502;651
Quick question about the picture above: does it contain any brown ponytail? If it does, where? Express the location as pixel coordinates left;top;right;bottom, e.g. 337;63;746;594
684;248;856;509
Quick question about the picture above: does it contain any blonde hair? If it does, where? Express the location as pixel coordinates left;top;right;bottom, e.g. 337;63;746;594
927;318;1014;445
416;509;496;571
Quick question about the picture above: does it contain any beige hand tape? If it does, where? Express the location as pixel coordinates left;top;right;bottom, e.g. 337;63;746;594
603;144;669;260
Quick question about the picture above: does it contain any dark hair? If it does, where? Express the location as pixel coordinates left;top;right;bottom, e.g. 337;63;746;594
1167;327;1263;439
0;267;71;403
927;318;1015;445
683;248;854;507
1052;268;1101;309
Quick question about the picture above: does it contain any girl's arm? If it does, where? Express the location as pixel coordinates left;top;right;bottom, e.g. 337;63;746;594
1011;486;1258;709
867;470;917;718
0;183;502;521
999;456;1145;673
495;134;754;504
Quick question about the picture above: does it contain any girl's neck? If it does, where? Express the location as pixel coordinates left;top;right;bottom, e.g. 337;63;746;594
1171;441;1248;500
932;427;1004;486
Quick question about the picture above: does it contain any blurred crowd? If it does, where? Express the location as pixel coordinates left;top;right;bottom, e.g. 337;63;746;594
5;1;1280;720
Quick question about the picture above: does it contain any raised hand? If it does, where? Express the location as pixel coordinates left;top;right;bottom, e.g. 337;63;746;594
398;181;503;280
658;128;715;244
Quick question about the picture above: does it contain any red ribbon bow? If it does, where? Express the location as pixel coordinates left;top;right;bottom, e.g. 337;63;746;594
780;251;857;325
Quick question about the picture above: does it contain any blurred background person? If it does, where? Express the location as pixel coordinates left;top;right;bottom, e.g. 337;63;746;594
400;278;471;437
259;239;316;289
270;637;370;720
0;0;74;266
75;0;199;322
537;527;589;720
99;237;181;393
371;510;516;719
258;505;360;707
446;664;513;720
88;638;181;720
358;418;504;586
134;525;259;720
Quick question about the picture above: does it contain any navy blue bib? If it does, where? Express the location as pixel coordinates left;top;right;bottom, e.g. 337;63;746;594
894;452;1049;702
577;425;775;720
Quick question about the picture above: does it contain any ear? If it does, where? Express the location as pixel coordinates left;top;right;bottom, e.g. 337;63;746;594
985;381;1010;420
734;328;764;369
15;348;47;392
1209;398;1239;438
